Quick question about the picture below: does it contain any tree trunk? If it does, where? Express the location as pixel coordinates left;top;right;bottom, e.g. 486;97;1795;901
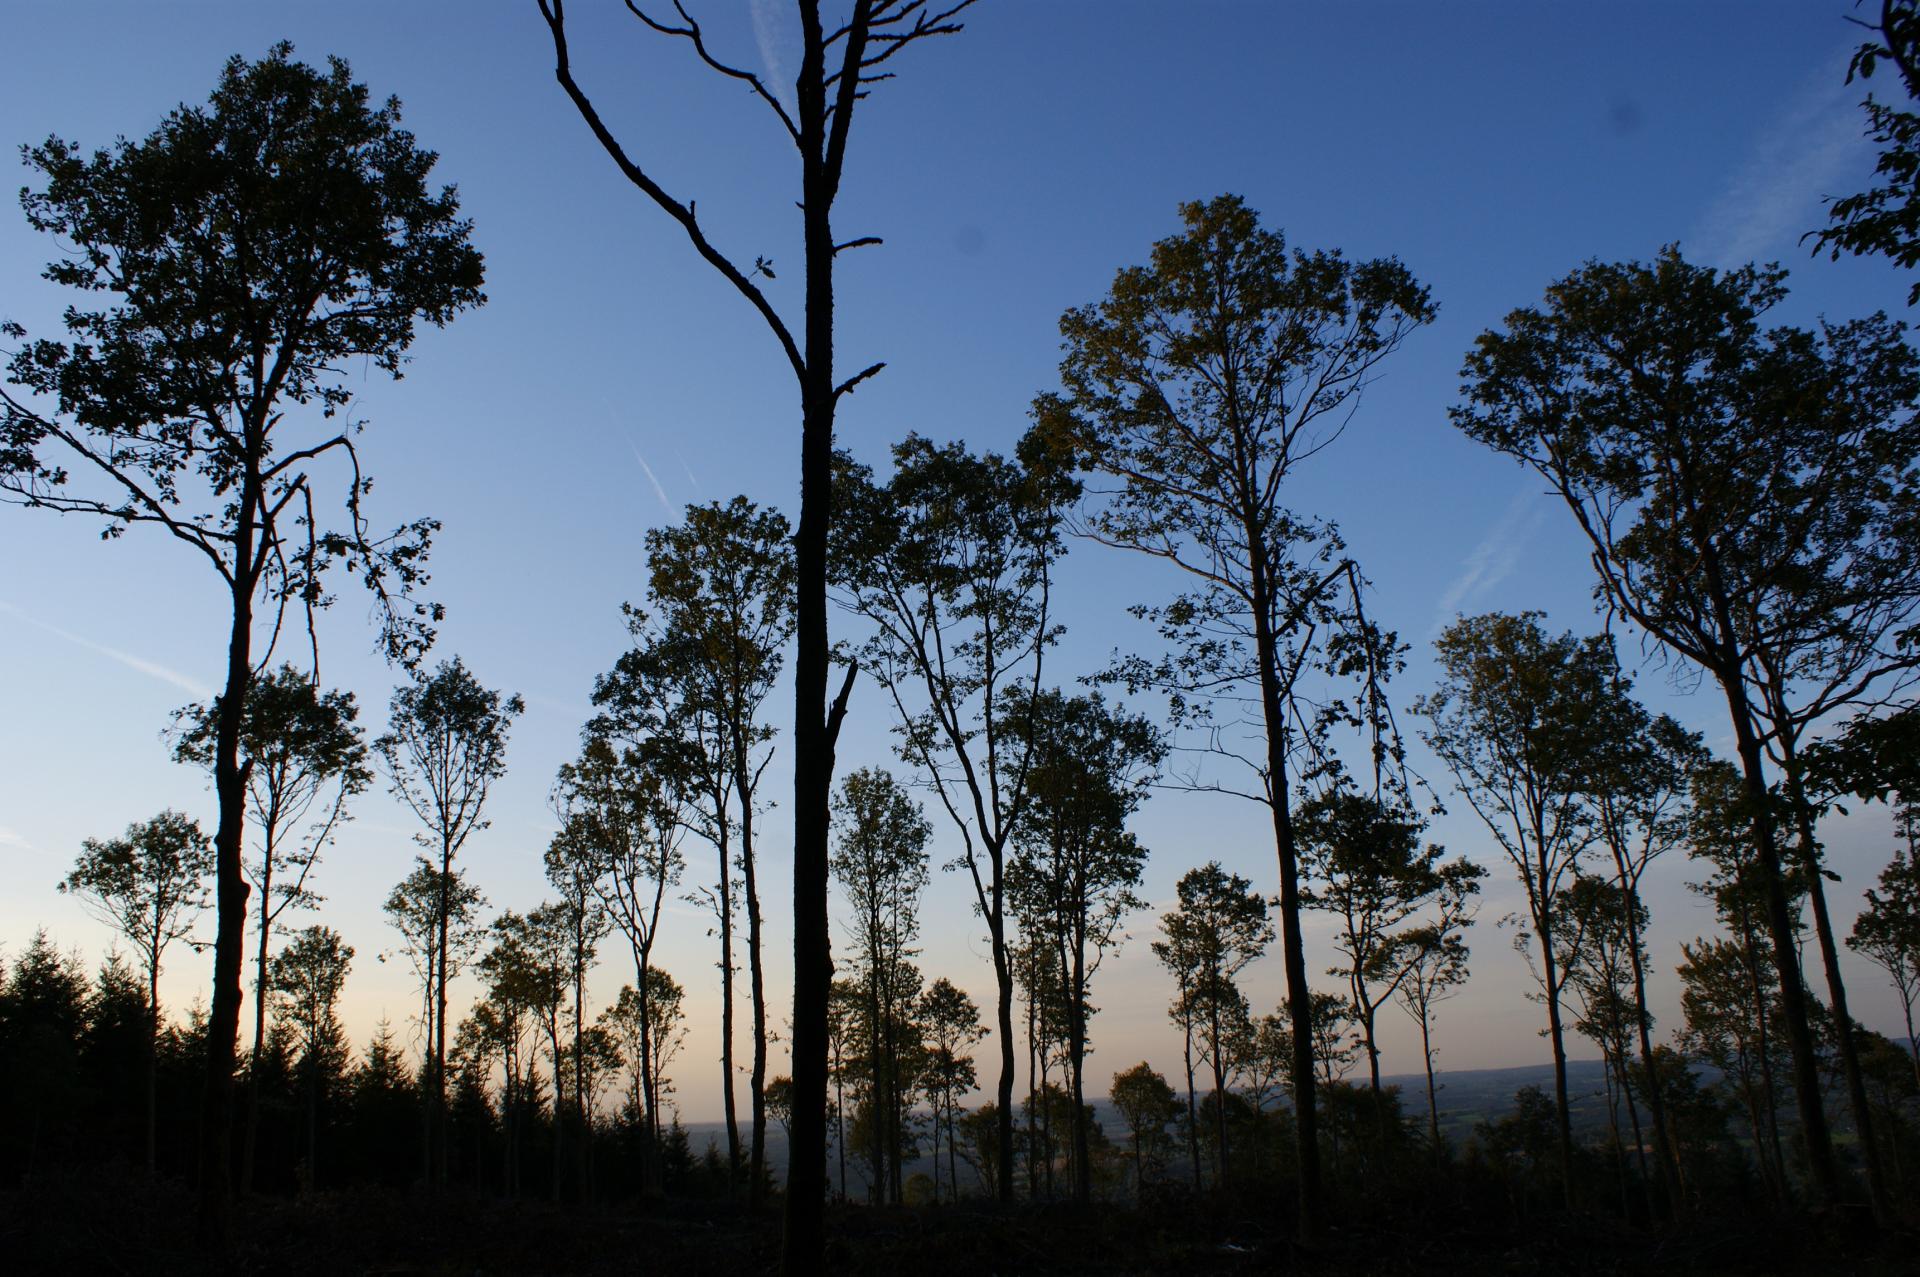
1182;1010;1201;1190
781;31;836;1251
1783;761;1888;1221
738;750;770;1207
1069;942;1090;1205
1539;907;1575;1208
1723;698;1839;1204
1246;557;1321;1238
434;833;453;1189
1419;1007;1441;1162
242;852;272;1195
1617;860;1681;1216
148;956;161;1179
196;494;259;1246
717;811;741;1193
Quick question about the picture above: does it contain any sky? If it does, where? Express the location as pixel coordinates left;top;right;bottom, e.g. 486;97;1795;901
1;1;1915;1125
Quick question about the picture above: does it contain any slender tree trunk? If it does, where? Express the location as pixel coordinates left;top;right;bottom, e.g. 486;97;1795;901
1247;568;1321;1238
1539;914;1575;1208
1782;761;1888;1221
434;833;453;1189
1208;995;1229;1189
1182;1011;1201;1190
992;906;1016;1204
1419;1006;1442;1161
551;1030;565;1203
148;958;161;1178
243;853;272;1195
197;488;259;1246
717;812;741;1193
738;755;770;1207
1618;865;1680;1216
1718;665;1839;1204
1619;1051;1650;1207
1069;942;1090;1205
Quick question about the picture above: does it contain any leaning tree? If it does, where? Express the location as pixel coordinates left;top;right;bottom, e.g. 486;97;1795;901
1452;248;1920;1210
0;46;482;1237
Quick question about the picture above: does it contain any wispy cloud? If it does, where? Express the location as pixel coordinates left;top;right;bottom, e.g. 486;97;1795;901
1691;44;1871;268
0;826;37;856
626;438;675;515
1433;485;1547;634
0;600;211;697
749;0;799;114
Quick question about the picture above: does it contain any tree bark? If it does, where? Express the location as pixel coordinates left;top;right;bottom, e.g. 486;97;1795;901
1783;759;1889;1221
196;472;259;1246
1247;556;1322;1238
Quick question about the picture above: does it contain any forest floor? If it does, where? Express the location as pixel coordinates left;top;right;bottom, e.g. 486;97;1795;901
1;1171;1910;1275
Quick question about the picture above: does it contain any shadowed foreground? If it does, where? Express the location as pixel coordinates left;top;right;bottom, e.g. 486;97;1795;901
1;1171;1909;1275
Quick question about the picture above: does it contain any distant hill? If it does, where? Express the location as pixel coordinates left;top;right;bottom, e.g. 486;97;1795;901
673;1057;1633;1193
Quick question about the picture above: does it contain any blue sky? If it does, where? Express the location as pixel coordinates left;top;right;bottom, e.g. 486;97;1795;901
1;2;1913;1122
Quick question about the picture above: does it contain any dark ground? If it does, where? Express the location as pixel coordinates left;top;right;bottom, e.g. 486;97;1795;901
2;1170;1911;1275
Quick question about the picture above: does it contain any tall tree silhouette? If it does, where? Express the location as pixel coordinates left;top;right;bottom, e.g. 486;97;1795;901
1453;249;1920;1208
597;497;794;1196
1033;195;1431;1237
830;768;931;1205
535;5;979;1260
0;46;482;1238
172;664;370;1191
833;436;1075;1199
1298;788;1475;1100
1152;862;1273;1189
376;658;522;1186
1416;613;1611;1203
60;810;212;1176
1005;688;1160;1202
268;925;351;1193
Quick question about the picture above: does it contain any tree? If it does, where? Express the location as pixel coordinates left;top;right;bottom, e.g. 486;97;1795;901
533;5;980;1262
375;657;523;1185
918;977;984;1202
380;857;487;1182
830;768;931;1205
1297;788;1469;1097
0;46;481;1236
1394;870;1481;1158
61;810;212;1174
541;831;611;1197
1583;702;1702;1215
1452;249;1920;1207
1813;0;1920;301
1850;831;1920;1089
172;663;370;1190
1005;688;1160;1202
1415;613;1611;1201
595;497;793;1197
1553;875;1652;1208
1676;935;1791;1197
1032;195;1432;1236
1152;862;1273;1189
1109;1062;1181;1200
269;925;352;1192
481;907;571;1201
648;497;793;1200
556;734;689;1186
833;434;1076;1201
